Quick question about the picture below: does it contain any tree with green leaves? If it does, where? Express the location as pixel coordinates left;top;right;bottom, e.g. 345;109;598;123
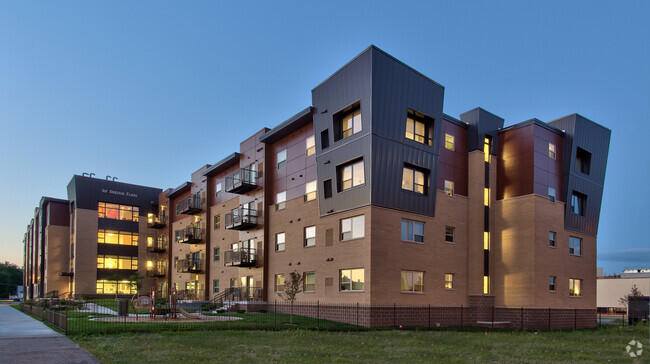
0;262;23;298
619;284;643;306
128;272;144;294
278;270;303;324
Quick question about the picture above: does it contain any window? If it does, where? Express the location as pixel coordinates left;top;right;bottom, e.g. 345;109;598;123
306;135;315;156
275;274;285;292
97;255;138;270
213;279;220;294
305;180;317;202
549;232;556;247
275;232;285;252
401;220;424;243
98;202;139;222
484;232;490;250
339;108;362;139
214;214;220;230
575;148;591;175
341;215;364;241
484;188;489;206
445;227;455;243
277;149;287;169
215;182;222;198
549;143;556;159
401;270;424;293
98;230;138;246
569;237;582;256
304;226;316;247
340;268;364;291
213;247;220;262
549;276;556;291
444;273;454;289
402;166;426;194
570;192;586;215
323;179;332;199
569;278;582;296
445;133;455;151
484;137;491;162
230;278;237;288
96;280;136;295
444;180;454;196
548;187;556;202
276;191;286;211
304;272;315;292
405;111;431;145
339;159;365;191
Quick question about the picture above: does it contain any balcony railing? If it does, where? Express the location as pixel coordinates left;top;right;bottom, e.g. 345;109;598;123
224;247;257;267
177;192;203;215
146;261;167;277
225;208;258;230
176;258;203;273
225;168;258;194
147;235;167;253
175;225;204;244
147;211;167;228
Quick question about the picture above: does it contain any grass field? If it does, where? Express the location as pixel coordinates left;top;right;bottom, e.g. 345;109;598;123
73;324;649;363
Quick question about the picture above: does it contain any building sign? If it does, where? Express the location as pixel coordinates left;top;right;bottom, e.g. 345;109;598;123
101;188;138;198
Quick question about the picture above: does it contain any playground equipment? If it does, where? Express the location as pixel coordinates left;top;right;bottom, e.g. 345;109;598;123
128;287;205;321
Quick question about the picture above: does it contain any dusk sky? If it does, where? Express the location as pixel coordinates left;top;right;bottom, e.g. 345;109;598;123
1;1;648;275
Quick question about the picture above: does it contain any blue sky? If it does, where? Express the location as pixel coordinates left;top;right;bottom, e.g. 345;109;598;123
1;1;648;275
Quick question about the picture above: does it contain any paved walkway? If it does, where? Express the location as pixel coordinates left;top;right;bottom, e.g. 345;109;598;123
0;304;100;363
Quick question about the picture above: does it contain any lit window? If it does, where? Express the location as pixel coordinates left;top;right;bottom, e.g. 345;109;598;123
340;268;364;291
444;180;454;196
575;147;591;175
277;149;287;169
549;232;556;247
484;137;491;162
304;226;316;247
402;166;426;194
304;272;315;292
213;279;220;294
483;276;489;294
305;180;317;202
339;160;365;191
340;109;362;139
214;214;220;230
97;255;137;270
98;230;138;246
306;135;315;156
275;232;285;252
444;273;454;289
405;111;431;145
446;227;455;243
549;143;556;159
548;187;556;202
445;134;455;151
230;278;237;288
213;247;220;262
98;202;139;222
571;192;586;216
484;231;489;250
215;182;222;198
341;215;364;241
276;191;286;211
569;278;582;296
484;188;489;206
569;237;581;256
549;276;556;291
275;274;285;292
401;270;424;293
401;220;424;243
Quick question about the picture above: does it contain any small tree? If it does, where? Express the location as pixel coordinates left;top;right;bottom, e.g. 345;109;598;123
278;270;303;324
128;272;144;295
106;273;123;299
619;284;643;307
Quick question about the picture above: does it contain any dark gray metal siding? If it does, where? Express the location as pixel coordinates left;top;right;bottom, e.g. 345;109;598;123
67;175;162;214
548;114;611;235
460;108;504;155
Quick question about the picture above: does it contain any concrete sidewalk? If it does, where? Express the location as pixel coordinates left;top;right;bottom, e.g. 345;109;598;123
0;304;100;363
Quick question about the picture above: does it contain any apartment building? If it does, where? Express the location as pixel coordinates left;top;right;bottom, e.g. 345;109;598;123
144;45;610;309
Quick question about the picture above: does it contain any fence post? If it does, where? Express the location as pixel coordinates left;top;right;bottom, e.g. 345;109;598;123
574;308;577;329
428;304;431;329
317;301;320;330
393;303;396;327
356;303;359;329
492;305;495;330
548;307;551;330
521;307;523;329
598;312;601;326
460;305;463;328
274;300;277;329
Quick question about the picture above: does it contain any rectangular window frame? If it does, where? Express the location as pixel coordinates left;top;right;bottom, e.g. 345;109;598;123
275;274;285;292
304;272;315;293
548;187;556;202
401;165;427;195
444;273;455;290
549;143;556;159
444;180;455;197
569;278;582;296
549;276;556;291
306;135;316;156
445;133;455;151
213;247;220;262
401;219;424;243
276;191;286;211
445;227;455;243
304;226;316;247
340;215;365;241
275;232;285;252
338;159;365;192
277;149;287;169
305;180;317;202
549;231;556;247
569;236;582;256
400;270;424;293
339;268;364;292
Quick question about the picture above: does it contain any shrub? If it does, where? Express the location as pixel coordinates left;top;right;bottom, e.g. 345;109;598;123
216;309;226;313
257;309;268;313
235;309;246;314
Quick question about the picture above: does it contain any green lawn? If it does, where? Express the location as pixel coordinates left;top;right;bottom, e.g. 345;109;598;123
73;324;649;363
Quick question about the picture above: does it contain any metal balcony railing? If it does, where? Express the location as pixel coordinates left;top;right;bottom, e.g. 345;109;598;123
225;168;258;194
175;225;204;244
147;211;167;228
146;261;167;277
177;192;203;215
176;258;203;273
147;235;167;253
224;247;257;267
224;208;258;230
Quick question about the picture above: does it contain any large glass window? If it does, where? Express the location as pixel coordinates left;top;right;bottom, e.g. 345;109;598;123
570;192;586;216
305;180;317;202
402;166;426;194
445;134;455;151
306;135;316;156
405;117;426;144
401;270;424;293
304;272;315;292
98;230;139;246
339;160;365;191
96;280;136;294
275;232;285;252
401;220;424;243
98;202;139;222
97;255;138;270
569;278;582;296
340;268;364;291
304;226;316;247
275;274;285;292
341;215;364;241
341;109;362;139
569;237;582;256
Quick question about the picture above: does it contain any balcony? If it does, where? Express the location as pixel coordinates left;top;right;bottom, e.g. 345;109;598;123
224;247;257;267
175;225;203;244
176;258;202;273
177;192;203;215
146;261;167;277
225;208;258;230
147;235;167;253
225;167;258;194
147;211;167;228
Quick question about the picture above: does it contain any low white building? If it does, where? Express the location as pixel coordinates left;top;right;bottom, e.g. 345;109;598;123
597;269;650;312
